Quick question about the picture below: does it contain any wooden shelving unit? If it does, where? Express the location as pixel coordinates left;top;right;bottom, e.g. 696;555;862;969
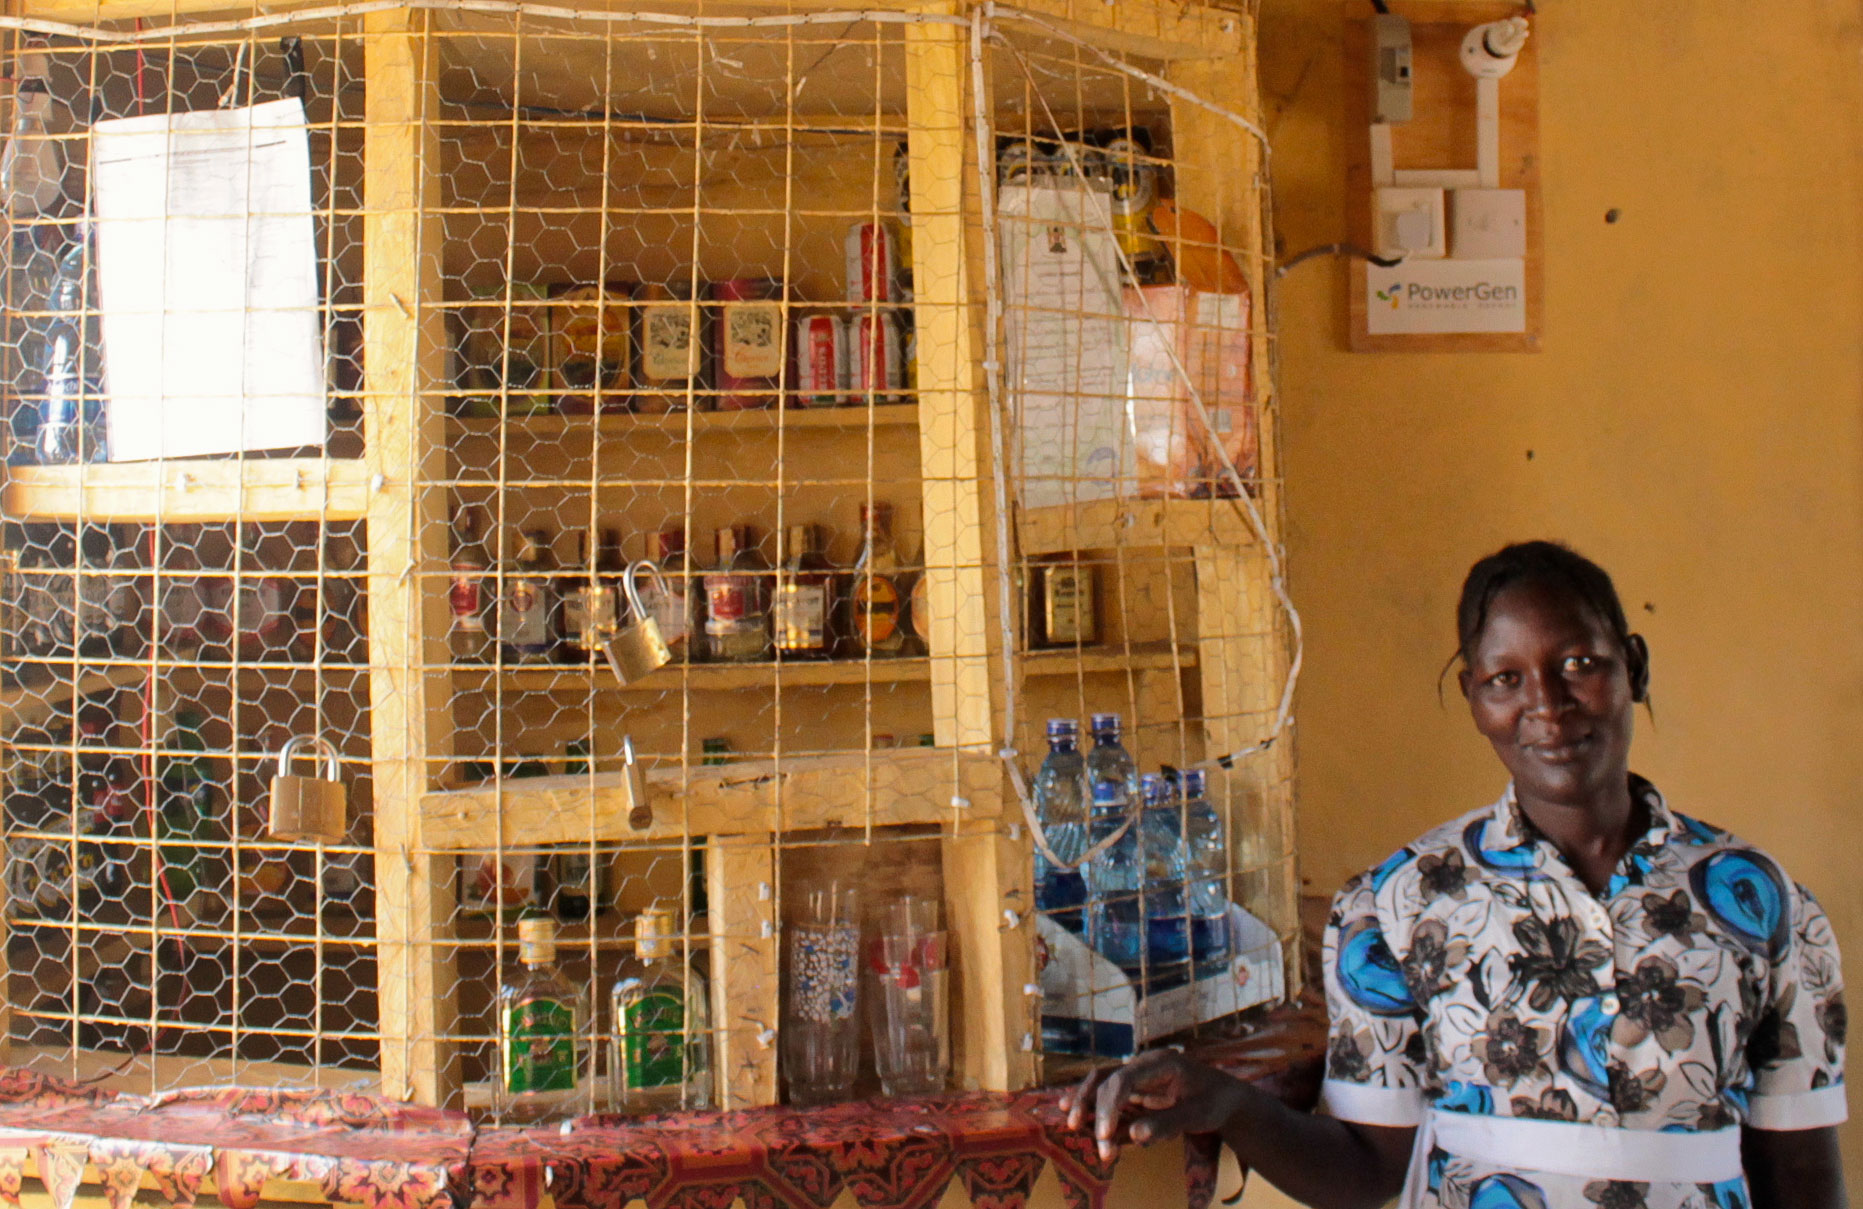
0;0;1289;1118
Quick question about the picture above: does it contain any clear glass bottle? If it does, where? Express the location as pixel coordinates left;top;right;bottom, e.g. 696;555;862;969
1181;769;1231;975
850;502;905;658
37;225;104;465
499;528;559;665
610;906;712;1112
448;505;491;663
494;915;590;1124
703;525;768;663
772;523;834;660
644;526;697;662
1032;719;1088;934
1138;772;1189;978
1083;713;1143;971
563;528;623;660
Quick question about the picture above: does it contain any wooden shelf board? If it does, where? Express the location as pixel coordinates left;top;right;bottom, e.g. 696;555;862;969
450;401;918;441
1022;642;1196;675
421;746;1005;848
3;459;373;524
1016;496;1259;556
0;666;147;731
457;657;931;692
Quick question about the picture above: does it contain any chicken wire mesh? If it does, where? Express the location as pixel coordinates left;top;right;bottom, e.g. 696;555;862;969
0;0;1293;1115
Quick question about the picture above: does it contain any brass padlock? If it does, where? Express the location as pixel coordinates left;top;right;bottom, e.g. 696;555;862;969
268;735;346;843
622;735;651;832
600;561;674;684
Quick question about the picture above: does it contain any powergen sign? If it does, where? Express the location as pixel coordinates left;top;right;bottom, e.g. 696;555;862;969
1367;258;1527;334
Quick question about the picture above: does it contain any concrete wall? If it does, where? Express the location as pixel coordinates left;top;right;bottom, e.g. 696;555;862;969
1254;0;1863;1196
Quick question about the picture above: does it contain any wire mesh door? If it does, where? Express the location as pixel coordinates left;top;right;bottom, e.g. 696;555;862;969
0;0;1294;1114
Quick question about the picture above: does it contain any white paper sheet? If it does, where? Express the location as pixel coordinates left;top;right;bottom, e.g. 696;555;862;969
91;98;326;461
998;183;1129;511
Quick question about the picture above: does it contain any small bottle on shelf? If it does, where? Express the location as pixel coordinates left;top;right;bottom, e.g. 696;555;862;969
772;523;834;660
703;525;768;663
849;502;905;658
1138;771;1189;978
610;905;712;1112
498;528;559;665
642;526;697;662
494;914;590;1124
1028;553;1100;649
449;506;491;663
562;527;623;661
1180;769;1231;976
1083;713;1142;971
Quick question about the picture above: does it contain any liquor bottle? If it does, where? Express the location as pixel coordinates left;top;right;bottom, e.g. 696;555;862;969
849;502;905;658
703;525;768;663
3;40;66;467
772;524;834;660
562;528;623;661
157;710;220;912
700;737;732;766
1029;554;1099;648
36;225;104;464
499;528;559;665
1083;713;1143;971
1180;769;1231;975
643;527;696;662
1137;772;1189;977
1032;719;1088;935
449;506;491;663
494;915;590;1124
610;905;713;1112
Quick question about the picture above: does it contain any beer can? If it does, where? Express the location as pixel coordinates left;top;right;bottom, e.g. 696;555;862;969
845;222;898;304
853;310;903;403
793;312;847;407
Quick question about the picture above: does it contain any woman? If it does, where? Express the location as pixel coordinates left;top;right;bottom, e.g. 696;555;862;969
1064;542;1847;1208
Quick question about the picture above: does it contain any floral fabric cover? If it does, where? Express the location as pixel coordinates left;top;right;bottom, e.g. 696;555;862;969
1321;778;1847;1209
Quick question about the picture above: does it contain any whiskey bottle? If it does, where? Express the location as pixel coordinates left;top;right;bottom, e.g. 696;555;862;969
849;503;905;658
772;524;834;660
499;528;559;665
562;527;623;661
643;527;696;662
448;506;491;663
703;525;768;663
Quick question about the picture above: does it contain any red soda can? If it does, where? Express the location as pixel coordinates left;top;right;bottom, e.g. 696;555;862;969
845;222;897;304
854;310;903;403
793;312;847;407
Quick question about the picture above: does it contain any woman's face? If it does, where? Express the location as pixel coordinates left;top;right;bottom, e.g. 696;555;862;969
1459;580;1637;810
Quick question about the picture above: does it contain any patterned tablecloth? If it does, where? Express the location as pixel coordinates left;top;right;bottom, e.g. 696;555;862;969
0;996;1323;1209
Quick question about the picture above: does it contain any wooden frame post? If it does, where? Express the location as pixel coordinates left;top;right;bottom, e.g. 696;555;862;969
363;5;460;1105
906;3;1034;1093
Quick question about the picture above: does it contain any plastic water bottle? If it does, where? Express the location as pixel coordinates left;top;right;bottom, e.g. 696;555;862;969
1181;769;1231;975
37;227;105;464
1032;719;1088;933
1084;713;1143;970
1139;772;1189;978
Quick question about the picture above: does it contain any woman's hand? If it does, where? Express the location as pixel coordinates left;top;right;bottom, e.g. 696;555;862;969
1061;1048;1249;1160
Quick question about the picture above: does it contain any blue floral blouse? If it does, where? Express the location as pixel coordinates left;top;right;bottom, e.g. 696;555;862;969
1321;778;1846;1209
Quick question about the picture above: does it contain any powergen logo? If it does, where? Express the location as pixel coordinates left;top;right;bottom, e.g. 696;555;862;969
1377;278;1521;307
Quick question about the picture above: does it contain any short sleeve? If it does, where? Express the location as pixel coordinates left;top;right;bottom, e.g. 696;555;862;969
1321;871;1427;1127
1747;882;1848;1130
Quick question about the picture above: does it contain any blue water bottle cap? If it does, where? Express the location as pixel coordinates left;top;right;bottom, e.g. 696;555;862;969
1045;718;1079;739
1183;769;1206;796
1139;773;1167;802
1088;712;1121;734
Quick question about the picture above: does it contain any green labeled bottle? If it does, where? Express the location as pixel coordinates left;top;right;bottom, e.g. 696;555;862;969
494;915;589;1123
610;906;712;1112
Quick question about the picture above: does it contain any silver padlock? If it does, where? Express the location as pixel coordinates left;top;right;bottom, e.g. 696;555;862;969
622;735;651;832
268;735;346;843
599;561;674;685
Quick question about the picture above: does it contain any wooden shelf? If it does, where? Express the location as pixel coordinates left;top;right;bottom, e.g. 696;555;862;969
421;746;1006;849
1016;496;1260;556
0;665;147;731
3;458;373;523
451;402;918;440
1022;642;1198;675
455;657;932;692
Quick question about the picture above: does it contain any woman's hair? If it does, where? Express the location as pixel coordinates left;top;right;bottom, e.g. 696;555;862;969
1454;540;1636;671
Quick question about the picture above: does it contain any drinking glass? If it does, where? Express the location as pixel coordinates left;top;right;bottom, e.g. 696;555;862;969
783;880;862;1105
868;895;950;1097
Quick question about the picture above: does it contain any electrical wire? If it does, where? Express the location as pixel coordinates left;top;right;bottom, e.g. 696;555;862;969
1276;241;1406;277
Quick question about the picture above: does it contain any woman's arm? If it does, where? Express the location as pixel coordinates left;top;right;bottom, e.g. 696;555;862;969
1063;1049;1415;1209
1744;1126;1847;1209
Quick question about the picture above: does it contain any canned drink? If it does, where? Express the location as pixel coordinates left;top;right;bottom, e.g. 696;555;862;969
845;222;897;304
853;310;903;403
794;313;847;407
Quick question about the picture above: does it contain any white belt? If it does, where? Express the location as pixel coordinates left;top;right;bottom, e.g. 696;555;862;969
1427;1109;1744;1183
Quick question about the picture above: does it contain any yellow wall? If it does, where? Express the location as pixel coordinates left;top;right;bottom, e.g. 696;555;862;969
1256;0;1863;1195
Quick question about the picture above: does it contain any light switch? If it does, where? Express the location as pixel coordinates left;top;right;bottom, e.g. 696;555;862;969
1374;186;1446;259
1451;188;1527;259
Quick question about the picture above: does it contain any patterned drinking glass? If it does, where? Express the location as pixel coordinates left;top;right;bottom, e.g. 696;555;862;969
783;880;862;1105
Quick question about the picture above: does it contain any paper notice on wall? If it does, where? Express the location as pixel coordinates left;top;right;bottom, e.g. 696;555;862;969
1365;257;1526;335
92;98;326;461
998;183;1129;511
